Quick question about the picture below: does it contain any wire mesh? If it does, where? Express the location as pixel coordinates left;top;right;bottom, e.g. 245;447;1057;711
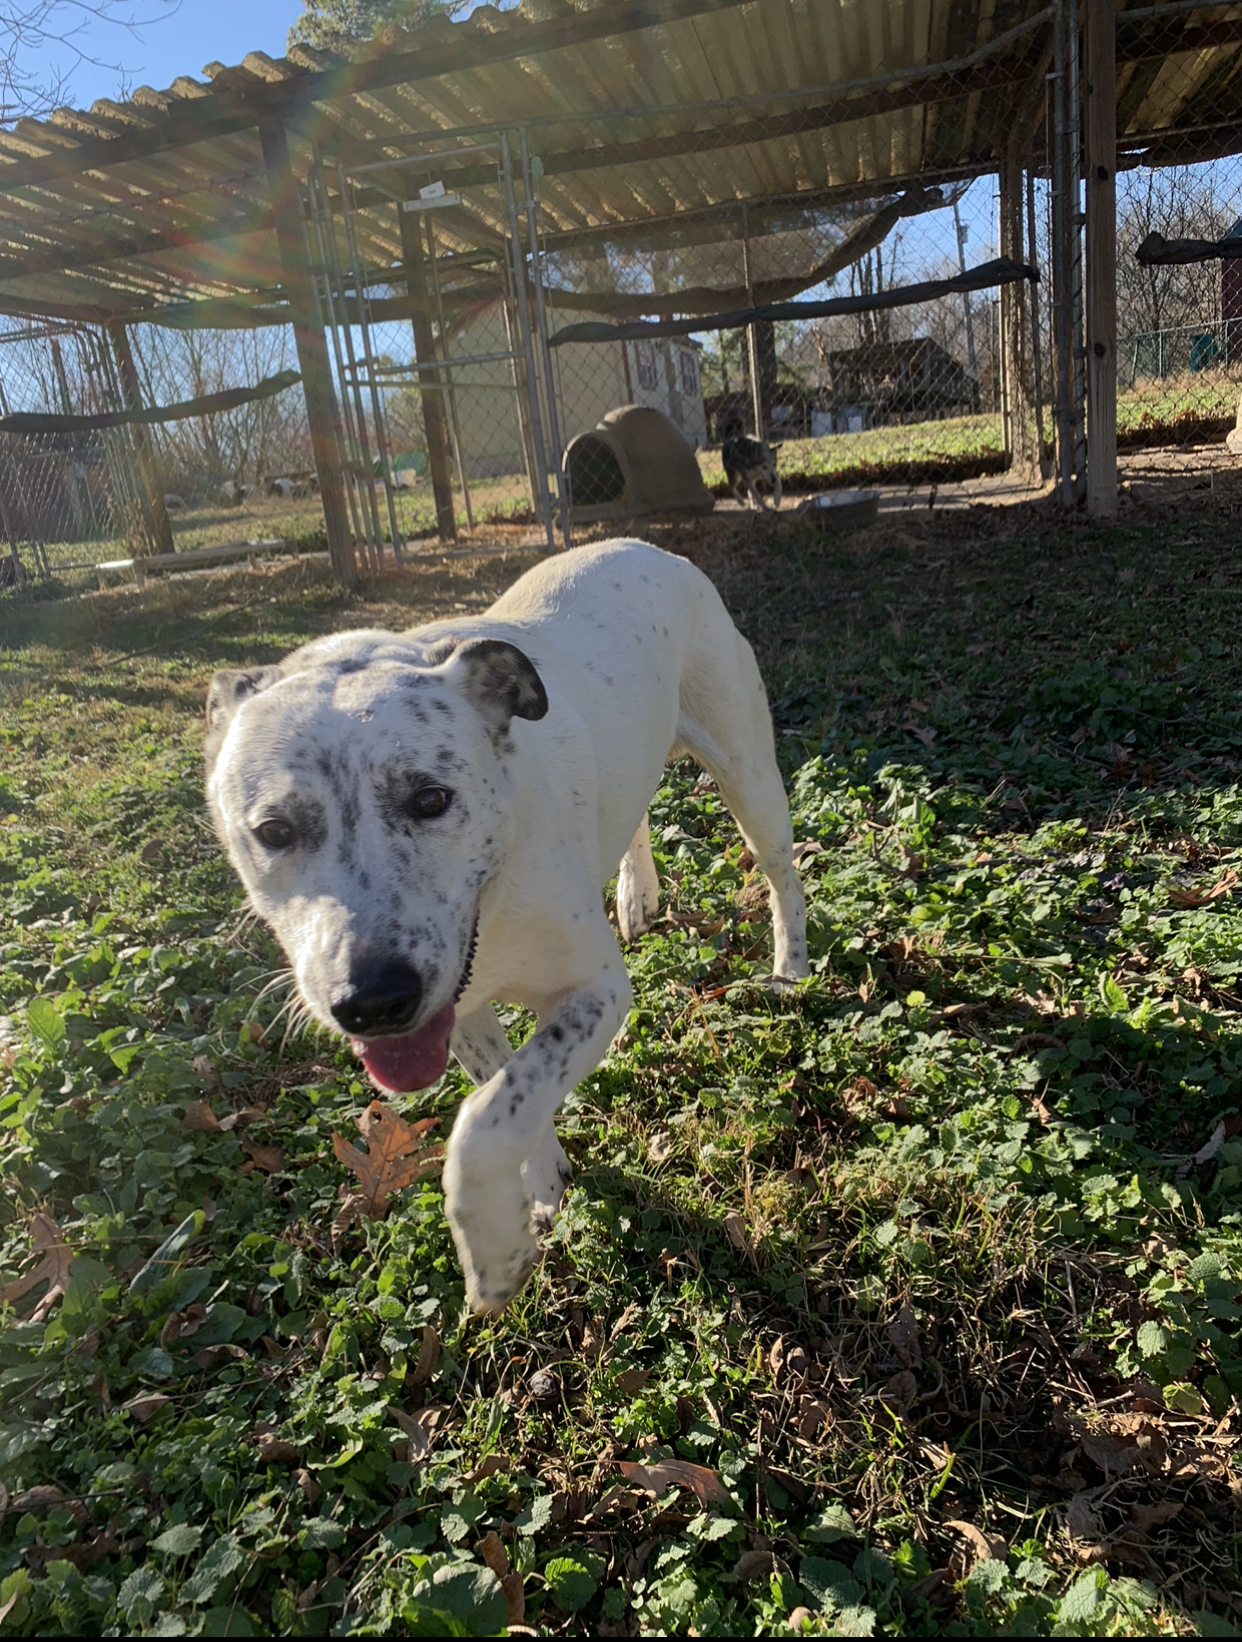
544;179;1010;522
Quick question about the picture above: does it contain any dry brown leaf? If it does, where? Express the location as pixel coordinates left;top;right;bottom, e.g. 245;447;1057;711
192;1053;222;1089
881;1370;918;1410
390;1404;443;1464
465;1454;511;1485
1;1214;72;1322
240;1137;284;1174
887;1305;923;1370
611;1302;643;1339
183;1101;221;1132
647;1131;673;1166
219;1106;265;1133
410;1324;440;1387
615;1367;650;1396
733;1549;780;1582
160;1304;208;1349
296;1467;321;1506
333;1103;443;1219
330;1189;368;1251
841;1076;878;1113
769;1337;810;1383
479;1530;525;1625
1080;1430;1143;1477
722;1210;751;1255
11;1485;68;1512
1064;1491;1105;1542
122;1393;171;1423
797;1396;832;1442
945;1519;1008;1566
618;1457;731;1506
191;1343;246;1370
242;1021;269;1047
253;1425;300;1466
1131;1501;1182;1534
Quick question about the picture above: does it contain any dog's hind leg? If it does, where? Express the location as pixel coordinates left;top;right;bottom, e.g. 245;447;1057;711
676;614;808;982
771;473;782;511
616;812;659;941
451;1002;512;1084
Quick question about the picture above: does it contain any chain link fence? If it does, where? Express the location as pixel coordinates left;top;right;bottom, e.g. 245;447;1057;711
544;177;1011;521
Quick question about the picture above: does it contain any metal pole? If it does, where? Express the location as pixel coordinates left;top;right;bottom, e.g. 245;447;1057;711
258;116;356;589
500;132;554;550
1050;0;1075;507
425;213;476;533
306;155;372;564
339;158;406;565
952;197;979;376
520;126;571;551
1084;0;1117;522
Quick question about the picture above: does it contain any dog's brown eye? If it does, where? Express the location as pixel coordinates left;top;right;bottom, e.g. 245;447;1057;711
407;786;452;820
255;818;295;850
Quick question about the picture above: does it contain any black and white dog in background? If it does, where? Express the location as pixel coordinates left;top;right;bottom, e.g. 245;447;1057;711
722;434;782;511
205;540;808;1315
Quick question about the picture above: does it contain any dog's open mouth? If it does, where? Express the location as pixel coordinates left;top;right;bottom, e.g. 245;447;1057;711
352;1002;456;1093
350;919;479;1094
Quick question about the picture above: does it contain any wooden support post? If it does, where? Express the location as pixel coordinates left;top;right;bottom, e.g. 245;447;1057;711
107;323;174;556
1085;0;1118;522
258;117;356;588
399;206;456;542
999;137;1040;483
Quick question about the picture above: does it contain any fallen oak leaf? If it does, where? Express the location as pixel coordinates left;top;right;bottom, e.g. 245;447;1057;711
122;1392;171;1422
390;1404;444;1464
618;1457;731;1506
183;1100;221;1132
240;1137;284;1173
1;1213;72;1321
1131;1501;1182;1534
332;1102;443;1219
410;1324;440;1387
252;1424;301;1466
722;1210;752;1256
479;1529;525;1626
945;1519;1008;1567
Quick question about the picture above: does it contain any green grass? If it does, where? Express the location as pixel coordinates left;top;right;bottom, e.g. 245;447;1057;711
4;512;1242;1635
698;415;1007;493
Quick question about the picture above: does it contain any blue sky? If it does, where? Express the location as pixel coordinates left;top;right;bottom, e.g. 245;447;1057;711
41;2;303;106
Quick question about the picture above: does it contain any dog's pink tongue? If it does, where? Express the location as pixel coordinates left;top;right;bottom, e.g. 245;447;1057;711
353;1003;456;1092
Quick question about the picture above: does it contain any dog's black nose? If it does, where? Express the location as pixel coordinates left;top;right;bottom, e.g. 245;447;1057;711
331;964;422;1035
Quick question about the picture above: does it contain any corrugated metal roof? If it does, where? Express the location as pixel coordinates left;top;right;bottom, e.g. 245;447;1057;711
0;0;1235;327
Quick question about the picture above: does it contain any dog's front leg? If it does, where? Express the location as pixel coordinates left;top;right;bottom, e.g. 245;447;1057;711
452;1002;572;1233
443;965;632;1315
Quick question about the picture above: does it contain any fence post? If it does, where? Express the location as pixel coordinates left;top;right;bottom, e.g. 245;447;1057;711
399;205;457;543
107;323;175;556
1084;0;1118;523
258;116;356;589
1000;135;1040;482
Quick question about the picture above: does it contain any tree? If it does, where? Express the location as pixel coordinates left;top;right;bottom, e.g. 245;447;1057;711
287;0;471;53
0;1;178;123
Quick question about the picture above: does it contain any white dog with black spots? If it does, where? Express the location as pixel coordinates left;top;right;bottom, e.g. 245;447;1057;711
205;539;808;1313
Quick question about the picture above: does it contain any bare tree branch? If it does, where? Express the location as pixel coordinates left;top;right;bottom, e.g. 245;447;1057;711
0;1;180;124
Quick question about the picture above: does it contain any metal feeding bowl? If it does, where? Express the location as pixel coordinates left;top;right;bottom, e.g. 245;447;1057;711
796;489;880;530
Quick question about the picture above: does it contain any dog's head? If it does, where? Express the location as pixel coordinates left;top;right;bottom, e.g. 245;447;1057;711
204;632;547;1091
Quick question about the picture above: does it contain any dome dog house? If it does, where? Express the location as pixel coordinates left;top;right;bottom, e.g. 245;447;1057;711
562;405;715;524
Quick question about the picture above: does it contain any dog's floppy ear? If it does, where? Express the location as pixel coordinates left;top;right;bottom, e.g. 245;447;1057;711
204;666;283;771
442;638;548;733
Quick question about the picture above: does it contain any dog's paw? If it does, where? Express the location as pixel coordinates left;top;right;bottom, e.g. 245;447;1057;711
463;1233;540;1316
616;868;658;942
523;1130;573;1233
751;972;803;994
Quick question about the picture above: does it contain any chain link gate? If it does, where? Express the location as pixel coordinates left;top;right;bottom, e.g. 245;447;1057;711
305;131;568;565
